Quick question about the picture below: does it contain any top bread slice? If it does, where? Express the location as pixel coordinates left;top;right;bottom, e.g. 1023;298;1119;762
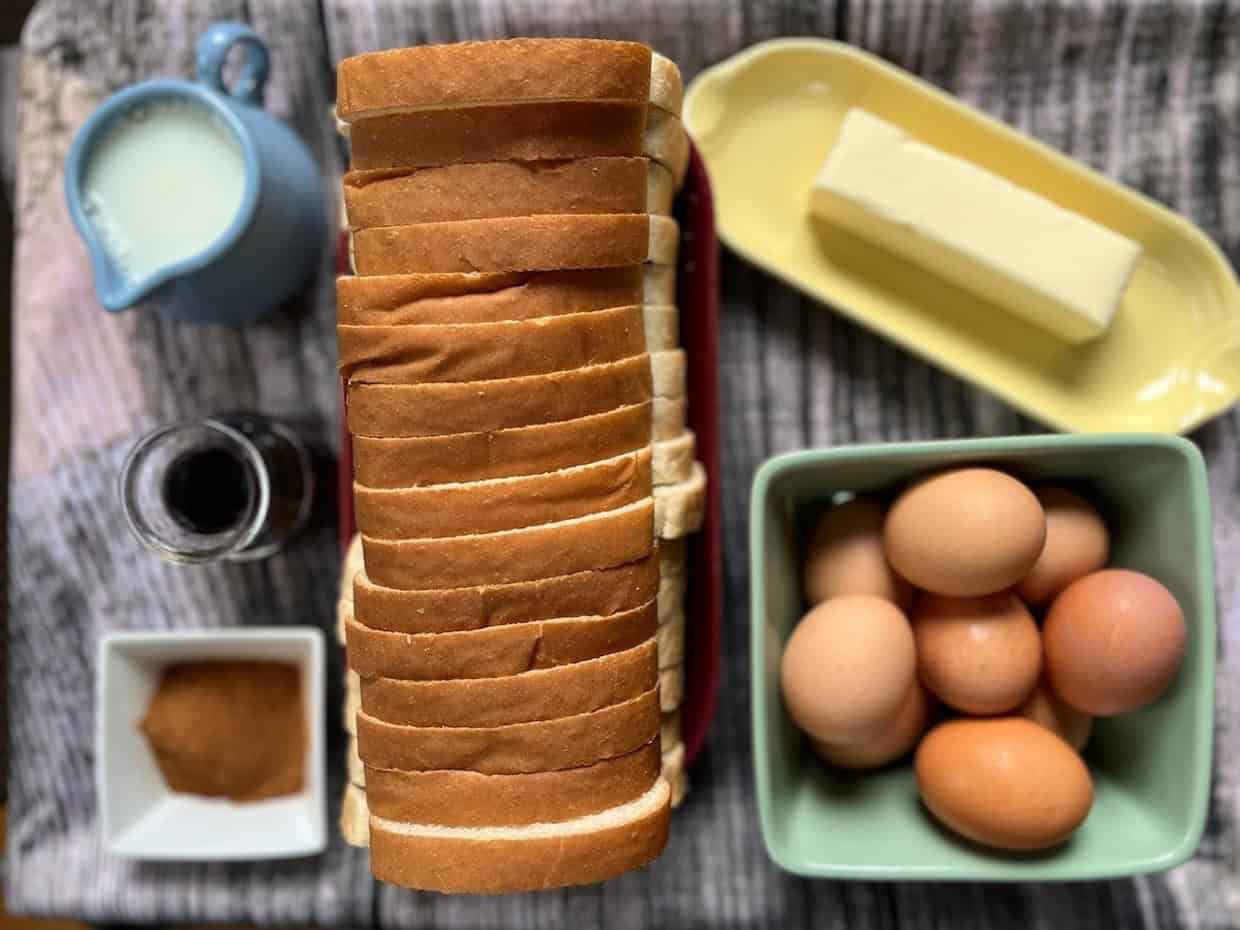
337;266;674;326
343;158;675;228
336;40;680;120
349;214;679;276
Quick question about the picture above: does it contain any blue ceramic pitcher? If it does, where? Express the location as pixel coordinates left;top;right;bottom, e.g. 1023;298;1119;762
65;23;325;324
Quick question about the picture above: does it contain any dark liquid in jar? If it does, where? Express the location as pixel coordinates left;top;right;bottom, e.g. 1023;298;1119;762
163;446;254;535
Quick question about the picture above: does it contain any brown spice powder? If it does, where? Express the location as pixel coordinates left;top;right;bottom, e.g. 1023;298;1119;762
140;660;305;802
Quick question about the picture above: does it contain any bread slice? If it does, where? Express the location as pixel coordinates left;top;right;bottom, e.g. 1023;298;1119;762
651;348;687;398
351;402;651;489
350;214;679;275
341;782;369;847
347;735;365;788
653;430;695;486
352;554;658;634
660;710;681;752
346;355;651;438
659;667;684;712
336;40;663;119
345;599;656;679
657;607;685;670
368;778;671;893
338;267;642;326
654;463;707;539
652;397;687;440
659;537;686;578
340;533;363;600
644;303;679;351
344;669;361;735
361;497;654;589
658;571;688;623
360;639;657;727
662;742;688;808
647;108;690;187
354;448;651;539
365;740;659;827
343;158;675;228
356;687;659;773
338;306;644;385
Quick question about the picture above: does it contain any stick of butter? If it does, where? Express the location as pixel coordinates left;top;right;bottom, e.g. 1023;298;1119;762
810;109;1141;344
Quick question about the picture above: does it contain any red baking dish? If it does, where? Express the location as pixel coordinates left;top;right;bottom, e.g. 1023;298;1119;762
335;144;722;765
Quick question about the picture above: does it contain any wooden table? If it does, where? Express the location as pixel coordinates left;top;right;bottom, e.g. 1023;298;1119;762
9;1;1240;927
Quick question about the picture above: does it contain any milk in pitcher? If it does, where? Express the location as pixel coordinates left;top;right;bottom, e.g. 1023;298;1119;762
81;101;247;283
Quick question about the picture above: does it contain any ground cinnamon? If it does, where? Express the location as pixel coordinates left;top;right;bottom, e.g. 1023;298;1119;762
139;660;305;801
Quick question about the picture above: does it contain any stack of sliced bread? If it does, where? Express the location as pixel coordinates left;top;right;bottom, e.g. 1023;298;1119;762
332;39;704;893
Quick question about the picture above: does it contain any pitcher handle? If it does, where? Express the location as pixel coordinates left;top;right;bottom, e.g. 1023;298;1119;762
196;22;270;107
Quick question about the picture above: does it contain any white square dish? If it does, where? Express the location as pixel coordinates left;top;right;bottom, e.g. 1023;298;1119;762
96;627;326;860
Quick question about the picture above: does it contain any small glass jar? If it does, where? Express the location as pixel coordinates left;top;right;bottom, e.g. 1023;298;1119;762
119;412;314;563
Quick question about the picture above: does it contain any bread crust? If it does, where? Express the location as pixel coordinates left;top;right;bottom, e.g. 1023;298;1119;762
348;102;646;171
356;688;660;773
337;40;652;119
351;214;671;275
337;268;642;326
345;599;657;679
360;640;657;727
346;355;652;438
360;498;654;589
364;740;660;827
368;779;671;893
343;157;652;227
352;555;658;633
351;402;652;489
338;305;645;384
354;448;651;539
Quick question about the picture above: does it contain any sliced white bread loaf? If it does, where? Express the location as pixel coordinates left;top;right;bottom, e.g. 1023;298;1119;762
349;214;678;276
343;158;675;228
336;40;676;119
360;497;654;589
356;687;659;773
643;303;679;351
345;599;656;679
338;305;644;384
653;430;695;486
658;571;688;622
346;355;651;438
352;553;658;634
364;740;659;826
359;639;657;727
654;462;707;539
338;267;653;325
354;448;651;539
659;537;686;578
368;778;671;893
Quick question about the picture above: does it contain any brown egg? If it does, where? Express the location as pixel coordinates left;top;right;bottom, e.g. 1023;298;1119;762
915;717;1094;851
813;679;934;770
803;496;914;609
1043;569;1186;716
1019;679;1093;751
884;468;1046;597
912;591;1041;715
1016;486;1110;606
780;596;916;744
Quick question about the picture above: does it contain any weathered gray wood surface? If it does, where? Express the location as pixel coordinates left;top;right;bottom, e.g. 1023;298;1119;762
9;0;1240;926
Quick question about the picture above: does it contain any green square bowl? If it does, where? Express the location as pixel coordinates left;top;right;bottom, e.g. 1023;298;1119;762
750;434;1215;881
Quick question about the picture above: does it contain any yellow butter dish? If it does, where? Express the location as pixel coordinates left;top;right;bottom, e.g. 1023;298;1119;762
684;38;1240;433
